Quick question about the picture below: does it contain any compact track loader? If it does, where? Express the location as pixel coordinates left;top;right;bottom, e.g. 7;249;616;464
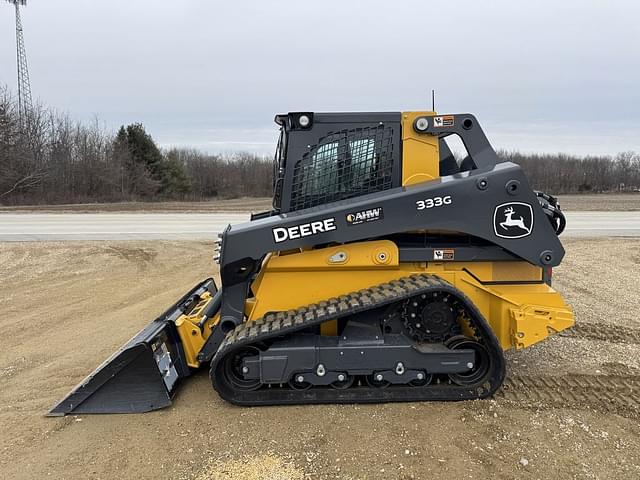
50;111;573;415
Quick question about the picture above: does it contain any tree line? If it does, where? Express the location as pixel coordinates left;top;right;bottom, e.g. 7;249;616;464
1;85;638;205
498;149;640;194
0;86;272;205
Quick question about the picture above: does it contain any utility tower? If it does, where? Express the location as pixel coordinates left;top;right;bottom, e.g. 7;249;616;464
6;0;33;120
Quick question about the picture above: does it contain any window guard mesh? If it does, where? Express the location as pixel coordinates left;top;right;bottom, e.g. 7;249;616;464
290;125;395;211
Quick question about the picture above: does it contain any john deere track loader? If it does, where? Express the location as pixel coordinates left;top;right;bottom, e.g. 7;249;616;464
49;111;573;415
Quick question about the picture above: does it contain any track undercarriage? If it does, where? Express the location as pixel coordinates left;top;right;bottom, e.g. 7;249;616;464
211;274;506;405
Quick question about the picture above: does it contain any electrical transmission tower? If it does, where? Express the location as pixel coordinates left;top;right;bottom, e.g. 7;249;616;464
6;0;33;120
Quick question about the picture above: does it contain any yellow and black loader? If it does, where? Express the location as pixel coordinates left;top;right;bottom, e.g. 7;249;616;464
49;111;573;414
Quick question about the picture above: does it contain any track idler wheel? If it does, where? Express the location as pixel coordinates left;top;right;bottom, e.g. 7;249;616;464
221;346;261;391
445;336;490;386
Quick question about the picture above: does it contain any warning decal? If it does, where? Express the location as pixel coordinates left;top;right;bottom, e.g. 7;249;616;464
433;115;454;128
433;249;455;261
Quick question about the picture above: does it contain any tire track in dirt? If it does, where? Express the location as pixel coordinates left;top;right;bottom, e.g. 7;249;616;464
560;322;640;344
498;374;640;417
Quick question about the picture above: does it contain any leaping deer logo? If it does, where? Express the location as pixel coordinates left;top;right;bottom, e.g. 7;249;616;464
499;206;531;234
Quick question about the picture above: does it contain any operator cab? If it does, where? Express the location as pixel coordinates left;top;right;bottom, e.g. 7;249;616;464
270;112;483;215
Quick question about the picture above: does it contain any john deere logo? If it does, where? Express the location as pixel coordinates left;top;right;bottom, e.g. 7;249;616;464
493;202;533;239
346;207;383;226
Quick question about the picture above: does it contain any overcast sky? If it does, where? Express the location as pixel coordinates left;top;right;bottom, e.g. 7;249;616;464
1;1;638;156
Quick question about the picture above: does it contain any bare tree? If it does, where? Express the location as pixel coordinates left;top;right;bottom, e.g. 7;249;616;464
498;150;640;194
0;86;47;199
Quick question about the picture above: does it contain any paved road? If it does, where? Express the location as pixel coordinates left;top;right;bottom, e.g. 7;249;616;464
0;211;638;241
0;213;250;241
564;212;640;237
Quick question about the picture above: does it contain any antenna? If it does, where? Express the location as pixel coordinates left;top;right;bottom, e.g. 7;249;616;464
5;0;33;121
431;89;435;112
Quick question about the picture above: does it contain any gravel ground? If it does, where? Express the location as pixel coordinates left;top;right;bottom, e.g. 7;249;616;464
0;238;639;479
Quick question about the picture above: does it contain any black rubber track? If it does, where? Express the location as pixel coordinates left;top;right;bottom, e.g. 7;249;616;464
210;274;506;406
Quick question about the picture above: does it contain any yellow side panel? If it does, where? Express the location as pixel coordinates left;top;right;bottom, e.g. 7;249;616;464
401;111;440;186
486;262;542;282
247;240;402;320
245;241;574;352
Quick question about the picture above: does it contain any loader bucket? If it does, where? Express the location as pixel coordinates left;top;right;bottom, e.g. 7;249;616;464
48;279;217;416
